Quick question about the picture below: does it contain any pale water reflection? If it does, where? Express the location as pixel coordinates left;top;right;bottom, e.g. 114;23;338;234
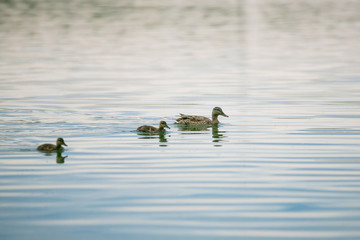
1;0;360;239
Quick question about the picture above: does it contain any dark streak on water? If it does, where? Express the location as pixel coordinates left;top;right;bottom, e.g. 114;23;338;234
1;0;360;239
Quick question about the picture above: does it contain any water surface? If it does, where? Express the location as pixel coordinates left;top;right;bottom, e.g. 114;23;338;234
1;0;360;239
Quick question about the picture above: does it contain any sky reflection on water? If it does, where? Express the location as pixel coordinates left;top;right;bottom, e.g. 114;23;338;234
1;0;360;239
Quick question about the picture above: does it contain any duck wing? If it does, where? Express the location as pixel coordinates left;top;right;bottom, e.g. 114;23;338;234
37;144;56;151
137;125;158;133
176;114;211;124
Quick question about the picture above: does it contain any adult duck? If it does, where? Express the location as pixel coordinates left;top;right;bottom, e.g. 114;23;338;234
176;107;228;125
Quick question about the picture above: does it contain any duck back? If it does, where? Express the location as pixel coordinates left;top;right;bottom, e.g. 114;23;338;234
176;114;212;125
37;144;58;152
137;125;159;133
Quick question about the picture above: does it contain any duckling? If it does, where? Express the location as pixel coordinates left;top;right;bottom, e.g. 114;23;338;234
176;107;228;125
37;138;68;152
137;121;170;133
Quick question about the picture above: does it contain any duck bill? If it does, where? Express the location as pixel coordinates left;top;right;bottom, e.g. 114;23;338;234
62;142;68;147
222;113;229;117
166;124;171;129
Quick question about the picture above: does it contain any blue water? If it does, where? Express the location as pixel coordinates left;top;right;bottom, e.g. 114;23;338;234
1;0;360;239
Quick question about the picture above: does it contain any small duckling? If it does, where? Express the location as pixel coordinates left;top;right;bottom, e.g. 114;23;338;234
137;121;170;133
37;138;68;152
176;107;228;125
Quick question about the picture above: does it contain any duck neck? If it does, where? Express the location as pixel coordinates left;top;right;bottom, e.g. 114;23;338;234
212;114;219;124
56;143;62;150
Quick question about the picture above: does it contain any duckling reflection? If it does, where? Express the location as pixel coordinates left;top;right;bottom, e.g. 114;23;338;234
158;133;168;147
56;151;68;164
212;125;227;146
40;150;68;164
137;132;169;146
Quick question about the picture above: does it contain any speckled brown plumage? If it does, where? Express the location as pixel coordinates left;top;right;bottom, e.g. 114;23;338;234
37;138;67;152
137;121;170;133
176;107;228;125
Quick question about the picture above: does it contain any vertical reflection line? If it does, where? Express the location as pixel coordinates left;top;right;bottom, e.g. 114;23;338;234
244;0;261;78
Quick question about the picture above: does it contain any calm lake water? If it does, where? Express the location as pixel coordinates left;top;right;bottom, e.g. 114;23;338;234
1;0;360;239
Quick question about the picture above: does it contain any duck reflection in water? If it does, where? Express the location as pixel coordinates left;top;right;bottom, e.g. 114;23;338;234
212;124;227;147
56;151;68;164
40;150;68;164
176;123;227;146
137;132;169;147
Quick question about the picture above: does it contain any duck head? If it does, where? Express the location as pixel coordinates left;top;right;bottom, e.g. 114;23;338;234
212;107;228;117
159;121;170;129
56;138;68;147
